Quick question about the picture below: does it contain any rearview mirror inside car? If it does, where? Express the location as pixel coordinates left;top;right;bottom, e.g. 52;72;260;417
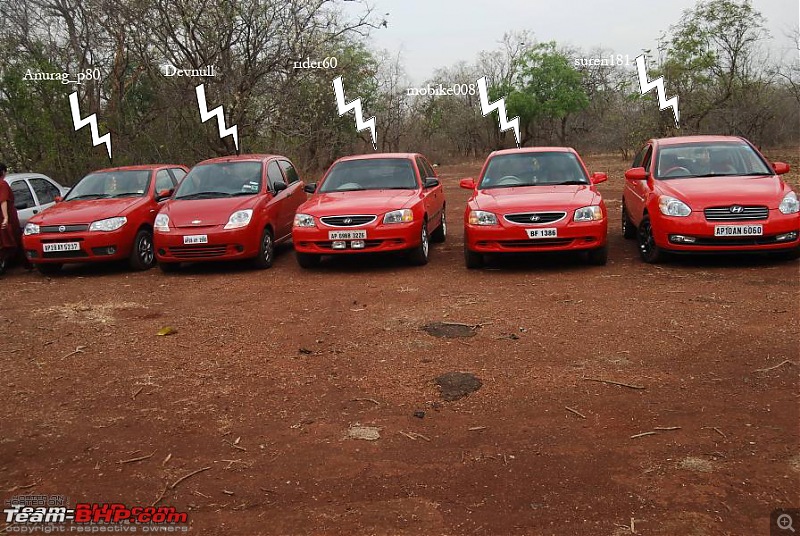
459;178;476;189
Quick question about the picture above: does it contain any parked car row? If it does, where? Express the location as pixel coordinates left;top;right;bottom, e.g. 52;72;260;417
16;135;800;276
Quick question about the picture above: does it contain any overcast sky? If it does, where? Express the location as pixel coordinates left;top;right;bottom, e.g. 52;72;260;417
344;0;799;84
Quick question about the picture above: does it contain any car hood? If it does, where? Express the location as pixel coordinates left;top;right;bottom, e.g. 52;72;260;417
300;190;420;215
162;197;257;227
30;198;144;225
657;176;786;209
474;185;599;212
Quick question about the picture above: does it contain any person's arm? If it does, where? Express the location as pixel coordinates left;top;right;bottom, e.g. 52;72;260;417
1;200;8;229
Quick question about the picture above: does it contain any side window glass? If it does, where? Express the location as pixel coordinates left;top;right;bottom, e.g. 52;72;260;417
169;168;186;183
632;146;647;168
643;146;654;173
415;158;427;184
154;170;173;194
10;180;35;209
278;161;300;184
422;159;436;179
30;178;60;204
267;161;285;190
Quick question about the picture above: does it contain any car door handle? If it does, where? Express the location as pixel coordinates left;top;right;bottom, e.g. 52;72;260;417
33;209;38;214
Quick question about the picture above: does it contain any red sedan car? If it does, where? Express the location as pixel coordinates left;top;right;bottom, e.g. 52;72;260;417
622;135;800;262
22;164;188;274
153;154;306;271
461;147;608;268
292;153;445;267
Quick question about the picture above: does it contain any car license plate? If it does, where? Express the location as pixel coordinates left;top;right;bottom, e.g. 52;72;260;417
42;242;80;252
329;230;367;240
183;235;208;244
526;228;557;239
714;225;763;237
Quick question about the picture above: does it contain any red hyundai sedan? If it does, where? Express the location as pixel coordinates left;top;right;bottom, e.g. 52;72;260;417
292;153;445;267
153;154;306;271
622;135;800;262
22;164;188;274
461;147;608;268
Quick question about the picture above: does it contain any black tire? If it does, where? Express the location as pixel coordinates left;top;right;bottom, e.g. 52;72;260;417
253;228;274;269
296;252;321;269
158;262;181;273
464;244;484;269
621;201;636;239
36;263;62;276
408;222;430;266
637;215;664;263
430;208;447;243
129;229;156;271
586;245;608;266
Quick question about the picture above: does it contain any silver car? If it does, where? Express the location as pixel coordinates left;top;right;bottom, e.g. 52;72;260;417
4;173;70;227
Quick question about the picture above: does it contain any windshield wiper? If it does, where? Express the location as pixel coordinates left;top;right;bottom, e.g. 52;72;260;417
110;192;143;198
67;193;111;200
550;180;589;186
738;172;772;176
230;191;256;196
175;191;232;199
379;186;415;190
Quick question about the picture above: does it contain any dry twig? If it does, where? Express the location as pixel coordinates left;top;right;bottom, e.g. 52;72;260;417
565;406;587;419
118;451;155;465
583;377;646;390
170;466;212;490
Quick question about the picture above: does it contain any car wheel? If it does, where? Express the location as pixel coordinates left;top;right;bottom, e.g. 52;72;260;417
464;244;484;269
621;202;636;239
586;245;608;266
36;263;62;276
431;208;447;243
408;222;430;265
158;262;181;273
296;252;321;269
637;216;664;263
129;229;156;271
253;228;274;269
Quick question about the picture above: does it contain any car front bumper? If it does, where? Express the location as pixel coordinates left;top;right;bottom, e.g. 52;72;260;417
23;227;135;264
154;226;260;263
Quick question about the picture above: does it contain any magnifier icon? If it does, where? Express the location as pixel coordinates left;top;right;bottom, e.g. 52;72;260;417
778;513;796;532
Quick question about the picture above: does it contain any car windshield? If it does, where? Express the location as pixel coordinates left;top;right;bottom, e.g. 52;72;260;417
655;142;773;179
65;170;152;200
319;159;418;192
479;152;589;189
174;161;263;199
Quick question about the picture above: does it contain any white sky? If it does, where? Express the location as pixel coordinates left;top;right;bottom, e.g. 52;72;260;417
344;0;799;84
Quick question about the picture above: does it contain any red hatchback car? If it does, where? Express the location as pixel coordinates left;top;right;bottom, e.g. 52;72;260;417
622;135;800;262
292;153;445;267
461;147;608;268
153;154;306;271
22;164;188;274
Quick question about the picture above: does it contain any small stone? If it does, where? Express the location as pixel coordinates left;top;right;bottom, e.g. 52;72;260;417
413;411;425;419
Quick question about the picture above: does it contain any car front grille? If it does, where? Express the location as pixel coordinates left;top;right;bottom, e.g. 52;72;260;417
704;206;769;221
316;240;384;249
504;212;566;225
40;224;89;233
320;215;377;227
479;239;575;249
168;245;228;259
671;235;788;247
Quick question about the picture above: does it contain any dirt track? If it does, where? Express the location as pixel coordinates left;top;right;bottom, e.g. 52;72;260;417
1;153;798;536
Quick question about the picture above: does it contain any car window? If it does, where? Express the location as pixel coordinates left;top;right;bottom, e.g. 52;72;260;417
9;180;35;209
29;177;61;204
642;146;654;173
319;159;417;192
479;152;589;189
154;169;174;194
421;158;436;179
267;161;286;190
169;168;186;183
415;158;428;182
278;160;300;184
632;145;649;168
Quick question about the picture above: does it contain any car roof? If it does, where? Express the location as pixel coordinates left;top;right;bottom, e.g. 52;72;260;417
334;153;420;163
4;172;54;181
197;154;283;165
652;135;747;146
488;147;577;157
92;164;184;173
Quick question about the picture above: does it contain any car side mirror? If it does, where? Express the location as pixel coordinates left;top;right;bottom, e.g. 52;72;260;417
156;188;173;201
423;177;439;189
303;183;317;194
273;181;288;193
54;196;62;203
591;172;608;184
773;162;790;175
624;167;647;181
459;178;476;190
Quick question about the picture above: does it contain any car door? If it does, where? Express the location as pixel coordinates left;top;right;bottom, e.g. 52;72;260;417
8;179;38;227
278;159;306;216
624;144;653;225
266;160;293;239
28;176;63;216
416;157;444;232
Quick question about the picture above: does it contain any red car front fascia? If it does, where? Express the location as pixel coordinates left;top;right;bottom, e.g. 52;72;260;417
293;212;422;254
155;223;261;262
24;223;138;264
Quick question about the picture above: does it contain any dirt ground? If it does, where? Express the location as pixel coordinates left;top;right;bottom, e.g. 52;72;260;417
1;152;798;536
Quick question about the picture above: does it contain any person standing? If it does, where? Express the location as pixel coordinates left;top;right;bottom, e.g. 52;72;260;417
0;163;24;274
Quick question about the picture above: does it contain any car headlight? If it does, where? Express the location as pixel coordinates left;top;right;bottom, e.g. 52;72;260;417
383;209;414;224
294;213;316;227
223;209;253;230
658;196;691;217
154;213;170;232
573;205;603;222
779;191;799;214
89;216;127;232
24;223;40;235
468;210;498;226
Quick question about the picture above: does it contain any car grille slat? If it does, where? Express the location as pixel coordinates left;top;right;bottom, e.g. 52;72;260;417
704;206;769;221
320;215;377;227
41;224;89;233
504;212;566;225
168;245;228;259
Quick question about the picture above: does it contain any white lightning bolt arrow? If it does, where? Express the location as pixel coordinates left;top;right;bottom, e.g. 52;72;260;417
195;84;239;151
332;76;377;151
477;76;520;148
635;54;680;128
68;92;112;159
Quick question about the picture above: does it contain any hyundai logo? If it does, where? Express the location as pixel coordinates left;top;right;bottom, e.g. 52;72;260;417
58;225;66;233
529;215;541;222
343;217;353;225
730;205;744;214
191;220;202;224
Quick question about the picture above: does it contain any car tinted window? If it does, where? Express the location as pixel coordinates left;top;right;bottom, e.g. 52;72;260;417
479;152;589;189
654;142;772;179
65;170;152;201
154;170;173;193
278;160;300;184
175;162;263;199
642;146;653;173
632;145;649;168
10;180;35;209
421;158;436;179
415;158;428;181
29;177;61;204
267;161;286;189
319;159;417;192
